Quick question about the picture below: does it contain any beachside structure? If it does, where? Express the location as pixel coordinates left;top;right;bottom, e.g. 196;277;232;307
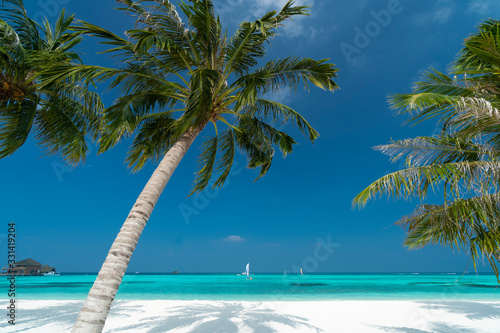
40;264;57;274
0;258;57;276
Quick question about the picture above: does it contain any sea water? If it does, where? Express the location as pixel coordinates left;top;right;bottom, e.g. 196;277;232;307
0;273;498;301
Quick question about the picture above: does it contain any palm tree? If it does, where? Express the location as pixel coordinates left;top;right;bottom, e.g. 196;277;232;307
353;20;500;279
44;1;338;331
0;0;102;163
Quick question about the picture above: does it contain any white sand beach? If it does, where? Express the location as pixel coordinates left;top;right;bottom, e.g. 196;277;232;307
1;300;499;332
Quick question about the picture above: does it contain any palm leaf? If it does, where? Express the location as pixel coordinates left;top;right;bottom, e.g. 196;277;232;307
191;135;218;194
0;98;37;158
213;128;235;188
246;98;319;141
353;161;500;208
375;135;500;166
399;194;500;278
125;113;178;171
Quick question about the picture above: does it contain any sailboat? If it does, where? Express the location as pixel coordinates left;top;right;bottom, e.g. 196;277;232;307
246;263;252;280
300;268;303;275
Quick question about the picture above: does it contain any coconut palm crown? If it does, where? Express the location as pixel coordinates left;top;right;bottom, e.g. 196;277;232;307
46;1;339;331
0;0;102;163
46;0;338;193
353;20;500;279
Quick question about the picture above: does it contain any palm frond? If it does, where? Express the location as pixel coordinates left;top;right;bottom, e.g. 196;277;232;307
98;89;183;153
182;67;221;129
43;81;104;137
357;19;500;279
125;113;178;171
0;0;41;50
399;194;500;277
234;115;298;181
0;1;104;163
455;19;500;72
213;128;235;188
353;161;500;208
35;96;92;164
235;127;274;181
246;98;319;141
38;64;121;87
0;98;37;158
375;135;500;167
224;0;309;75
71;20;135;58
178;0;222;68
234;57;339;97
191;135;218;194
238;114;296;157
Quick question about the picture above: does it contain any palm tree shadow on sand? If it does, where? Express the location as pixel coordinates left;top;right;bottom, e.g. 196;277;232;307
0;302;82;332
417;301;500;320
370;301;500;333
108;302;323;333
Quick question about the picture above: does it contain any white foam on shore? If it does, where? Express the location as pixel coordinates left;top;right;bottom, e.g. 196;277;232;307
1;300;499;332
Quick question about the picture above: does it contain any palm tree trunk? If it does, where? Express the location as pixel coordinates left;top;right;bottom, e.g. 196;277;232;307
72;124;205;333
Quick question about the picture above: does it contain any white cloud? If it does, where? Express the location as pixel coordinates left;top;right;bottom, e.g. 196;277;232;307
413;6;454;25
433;7;454;24
468;0;500;16
224;235;246;242
262;87;294;104
250;0;314;17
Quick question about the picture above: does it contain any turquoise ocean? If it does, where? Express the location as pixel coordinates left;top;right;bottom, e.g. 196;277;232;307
1;273;498;301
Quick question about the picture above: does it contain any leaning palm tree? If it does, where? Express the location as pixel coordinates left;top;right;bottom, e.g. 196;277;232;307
0;0;102;163
354;20;500;279
42;1;338;331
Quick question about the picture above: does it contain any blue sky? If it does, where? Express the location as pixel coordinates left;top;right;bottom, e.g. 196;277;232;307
2;0;500;273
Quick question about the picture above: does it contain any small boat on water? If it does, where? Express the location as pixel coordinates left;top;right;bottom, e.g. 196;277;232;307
43;271;61;276
237;263;251;277
300;268;303;275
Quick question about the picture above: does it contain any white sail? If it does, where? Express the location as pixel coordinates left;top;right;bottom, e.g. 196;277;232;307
246;263;250;277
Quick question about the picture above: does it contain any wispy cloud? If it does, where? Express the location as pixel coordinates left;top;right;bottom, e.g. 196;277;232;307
253;0;316;39
467;0;500;16
224;235;246;242
262;87;294;104
246;0;314;17
413;5;454;26
433;7;454;24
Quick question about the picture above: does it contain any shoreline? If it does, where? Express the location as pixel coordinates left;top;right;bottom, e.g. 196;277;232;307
1;299;499;332
2;296;500;301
